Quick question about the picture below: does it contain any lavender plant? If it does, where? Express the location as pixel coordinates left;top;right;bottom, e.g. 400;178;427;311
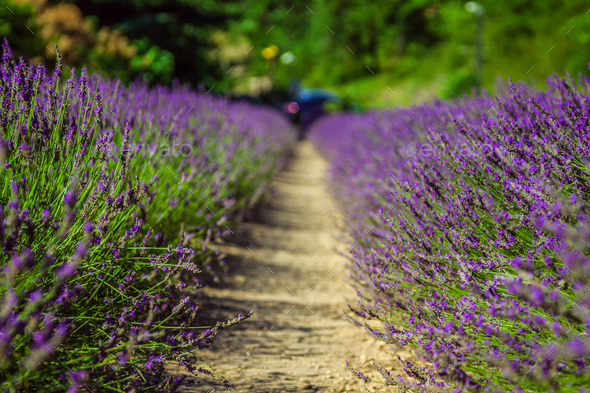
0;40;294;391
310;72;590;392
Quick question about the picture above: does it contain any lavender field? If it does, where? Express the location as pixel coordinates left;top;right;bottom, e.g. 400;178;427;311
2;5;590;391
0;41;294;391
310;72;590;392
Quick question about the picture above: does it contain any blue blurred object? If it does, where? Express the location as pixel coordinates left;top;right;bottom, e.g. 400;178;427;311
282;88;340;137
297;88;339;102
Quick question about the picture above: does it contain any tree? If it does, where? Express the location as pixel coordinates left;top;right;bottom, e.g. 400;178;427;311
71;0;239;87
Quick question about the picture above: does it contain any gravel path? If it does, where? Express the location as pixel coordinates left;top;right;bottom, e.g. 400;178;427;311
182;141;407;392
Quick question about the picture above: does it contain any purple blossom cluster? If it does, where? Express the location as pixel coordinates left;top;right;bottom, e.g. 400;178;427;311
0;40;294;391
310;72;590;391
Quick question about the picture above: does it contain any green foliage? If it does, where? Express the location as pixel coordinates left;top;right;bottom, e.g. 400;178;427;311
6;0;589;102
73;0;240;87
233;0;590;105
127;38;175;85
442;68;478;98
2;0;239;88
0;1;44;59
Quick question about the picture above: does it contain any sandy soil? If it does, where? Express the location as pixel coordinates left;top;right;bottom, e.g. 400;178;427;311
180;141;409;392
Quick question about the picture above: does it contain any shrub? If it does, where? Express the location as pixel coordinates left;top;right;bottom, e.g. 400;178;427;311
0;40;294;391
310;72;590;392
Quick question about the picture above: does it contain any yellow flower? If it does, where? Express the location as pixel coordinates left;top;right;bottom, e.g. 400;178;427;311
261;45;279;59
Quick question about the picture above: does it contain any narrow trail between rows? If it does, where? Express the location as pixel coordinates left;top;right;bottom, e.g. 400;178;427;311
184;141;406;392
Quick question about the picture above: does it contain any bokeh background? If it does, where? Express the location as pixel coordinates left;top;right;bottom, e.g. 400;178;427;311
3;0;590;107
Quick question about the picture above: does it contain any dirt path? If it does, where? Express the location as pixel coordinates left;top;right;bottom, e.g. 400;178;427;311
183;141;404;392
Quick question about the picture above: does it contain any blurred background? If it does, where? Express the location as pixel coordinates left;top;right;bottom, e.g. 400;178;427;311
3;0;589;110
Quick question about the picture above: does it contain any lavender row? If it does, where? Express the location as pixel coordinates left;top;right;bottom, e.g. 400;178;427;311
310;72;590;392
0;41;295;391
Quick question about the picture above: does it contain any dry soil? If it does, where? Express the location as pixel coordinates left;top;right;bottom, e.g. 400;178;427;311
181;141;410;393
